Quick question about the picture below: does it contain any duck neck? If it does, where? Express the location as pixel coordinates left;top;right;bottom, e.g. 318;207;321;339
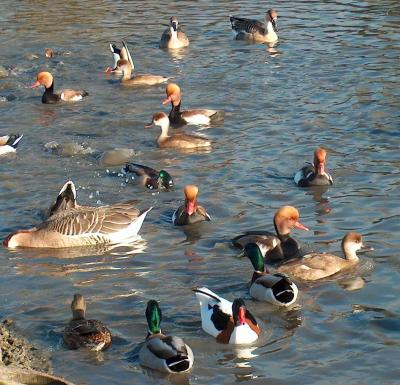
45;81;55;94
72;309;85;320
251;270;265;283
121;66;132;81
266;21;277;37
169;101;181;122
158;120;170;138
343;244;359;262
170;26;178;39
274;221;290;241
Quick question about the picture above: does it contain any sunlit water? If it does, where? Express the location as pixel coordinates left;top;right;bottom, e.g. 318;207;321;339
0;0;400;384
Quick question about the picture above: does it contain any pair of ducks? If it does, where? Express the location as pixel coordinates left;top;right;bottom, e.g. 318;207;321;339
0;134;23;156
64;295;193;373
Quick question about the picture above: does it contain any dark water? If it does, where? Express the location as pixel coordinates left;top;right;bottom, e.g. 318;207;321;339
0;0;400;384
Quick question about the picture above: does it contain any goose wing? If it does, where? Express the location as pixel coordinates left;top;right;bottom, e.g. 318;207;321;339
230;16;266;35
39;202;142;236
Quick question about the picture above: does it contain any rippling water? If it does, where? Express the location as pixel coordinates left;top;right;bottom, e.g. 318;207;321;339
1;0;400;384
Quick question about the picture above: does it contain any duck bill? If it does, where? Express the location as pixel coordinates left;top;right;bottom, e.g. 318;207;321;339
144;122;154;128
186;201;195;216
31;81;40;88
294;221;309;231
272;19;278;32
237;307;247;326
104;66;113;73
162;95;172;105
360;243;374;253
317;163;325;175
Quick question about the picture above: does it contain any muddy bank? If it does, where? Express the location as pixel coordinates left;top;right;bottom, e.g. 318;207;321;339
0;319;50;372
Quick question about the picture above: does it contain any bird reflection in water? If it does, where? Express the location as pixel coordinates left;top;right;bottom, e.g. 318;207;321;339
11;238;148;278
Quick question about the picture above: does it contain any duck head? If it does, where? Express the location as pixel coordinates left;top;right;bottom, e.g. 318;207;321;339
267;9;278;32
232;298;257;328
341;232;371;260
170;16;179;32
145;300;162;335
158;170;174;190
146;112;170;131
163;83;181;106
115;59;132;79
314;147;328;176
274;206;309;237
31;71;53;89
71;293;86;320
183;185;199;216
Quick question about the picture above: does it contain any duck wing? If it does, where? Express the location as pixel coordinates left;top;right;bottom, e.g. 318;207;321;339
230;16;266;35
124;163;158;179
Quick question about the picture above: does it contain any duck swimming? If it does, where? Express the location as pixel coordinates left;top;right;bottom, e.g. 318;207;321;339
193;287;260;344
146;112;212;150
63;294;112;351
232;206;309;263
277;232;369;281
172;185;211;226
4;182;151;248
31;72;88;104
230;9;278;43
163;83;222;127
124;163;174;191
0;134;23;156
116;56;170;86
294;147;333;187
244;243;298;306
160;16;190;49
139;300;194;373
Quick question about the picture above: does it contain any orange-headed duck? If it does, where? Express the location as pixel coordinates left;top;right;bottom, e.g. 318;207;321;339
232;206;309;263
31;72;88;104
172;185;211;226
163;83;223;127
294;147;333;187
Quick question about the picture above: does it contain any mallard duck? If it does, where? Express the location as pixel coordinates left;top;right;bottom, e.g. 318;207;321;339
277;232;369;281
244;243;298;306
193;287;260;344
232;206;309;263
0;134;23;156
105;41;134;73
160;17;190;49
230;9;278;43
3;183;152;248
294;148;333;187
146;112;211;149
114;43;170;86
63;294;112;351
172;185;211;226
139;300;194;373
31;72;88;104
163;83;223;127
124;163;174;191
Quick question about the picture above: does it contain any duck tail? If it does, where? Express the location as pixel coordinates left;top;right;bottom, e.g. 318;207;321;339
6;134;23;149
166;354;190;372
193;287;221;303
272;274;295;304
